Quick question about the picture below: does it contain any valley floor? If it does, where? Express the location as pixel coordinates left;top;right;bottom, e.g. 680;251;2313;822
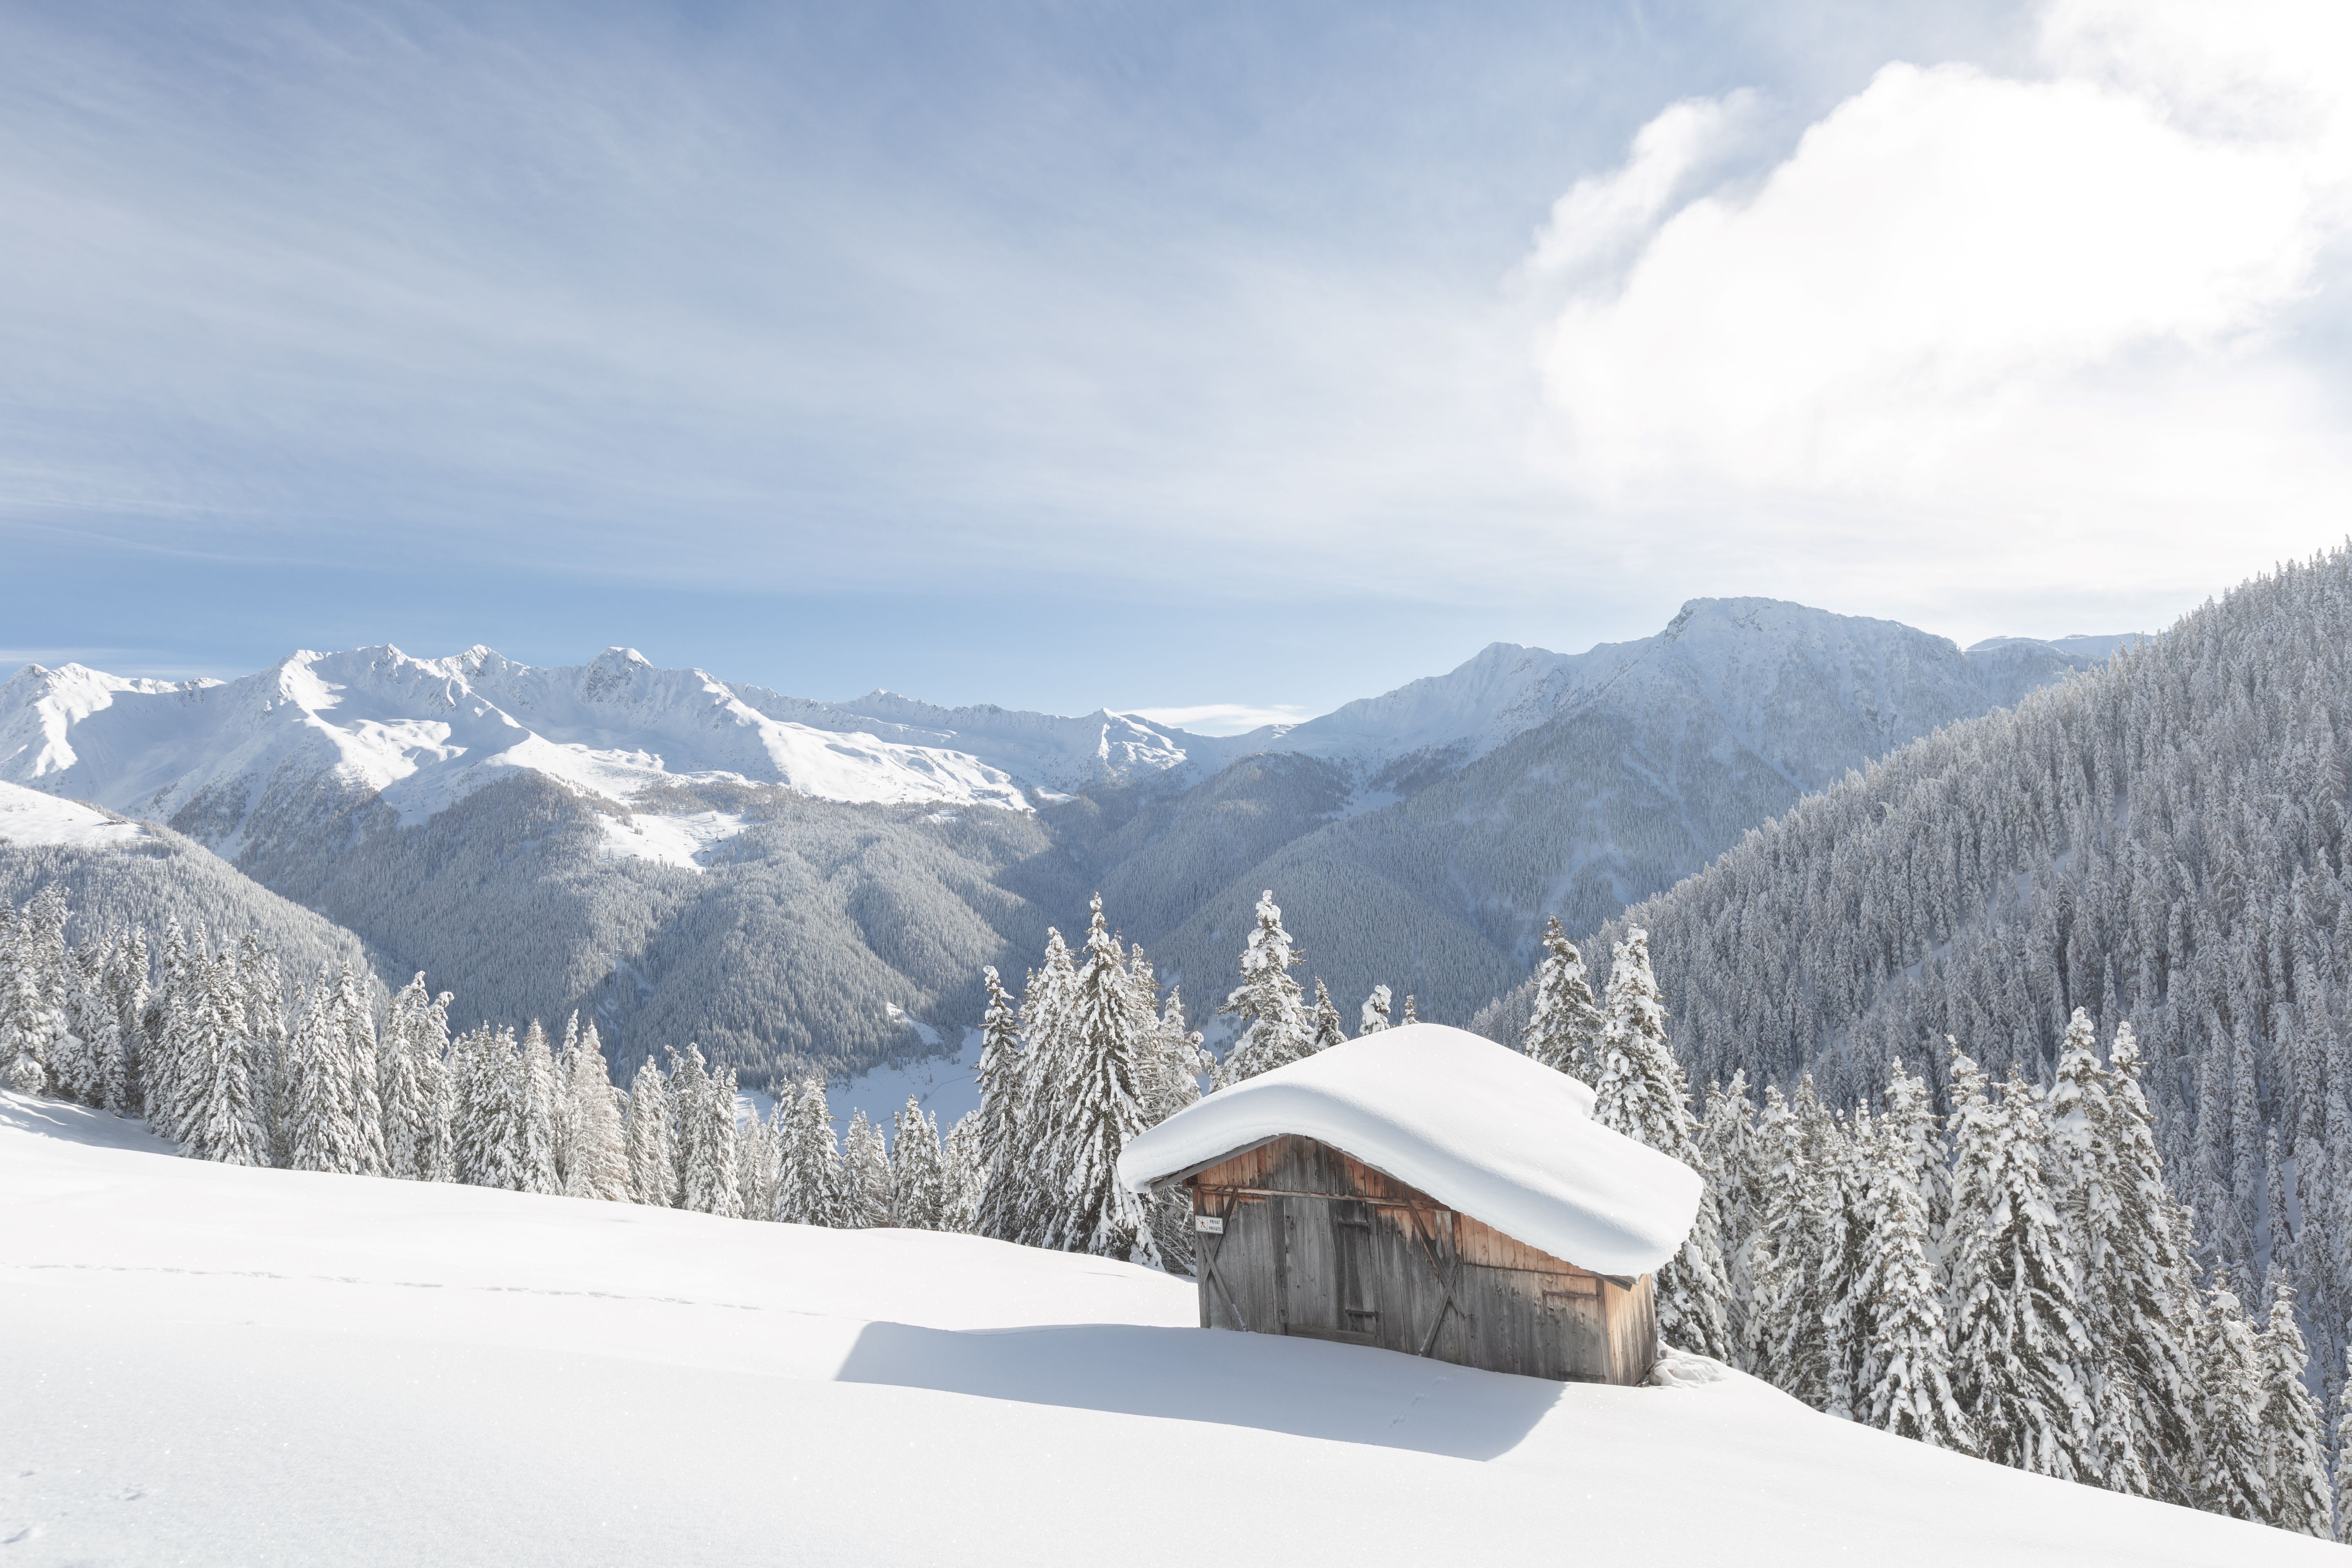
0;1093;2331;1567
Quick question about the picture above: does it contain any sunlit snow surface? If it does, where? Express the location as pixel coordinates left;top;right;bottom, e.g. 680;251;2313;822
593;810;750;871
0;779;150;849
2;1094;2332;1567
0;646;1035;841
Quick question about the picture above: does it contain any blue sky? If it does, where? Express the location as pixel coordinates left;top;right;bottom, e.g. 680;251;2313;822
5;1;2348;725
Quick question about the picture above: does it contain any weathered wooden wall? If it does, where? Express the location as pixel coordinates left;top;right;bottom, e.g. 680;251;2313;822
1183;1135;1657;1385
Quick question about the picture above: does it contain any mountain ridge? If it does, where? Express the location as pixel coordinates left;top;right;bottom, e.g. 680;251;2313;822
0;599;2121;1084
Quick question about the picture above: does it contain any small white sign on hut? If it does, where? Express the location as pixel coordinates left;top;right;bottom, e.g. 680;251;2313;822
1118;1022;1702;1385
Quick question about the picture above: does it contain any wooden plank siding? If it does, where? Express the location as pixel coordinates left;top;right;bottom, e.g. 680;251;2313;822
1183;1134;1657;1385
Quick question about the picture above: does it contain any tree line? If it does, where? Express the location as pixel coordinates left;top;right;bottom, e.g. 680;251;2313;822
1519;915;2346;1541
0;886;980;1232
1509;547;2352;1443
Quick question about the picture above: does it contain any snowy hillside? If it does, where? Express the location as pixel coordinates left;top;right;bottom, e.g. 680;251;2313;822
1259;600;2100;781
2;1095;2324;1568
0;778;151;850
0;780;372;985
1130;599;2105;1021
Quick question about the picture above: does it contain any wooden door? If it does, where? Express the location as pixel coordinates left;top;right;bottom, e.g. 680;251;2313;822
1333;1198;1381;1344
1277;1195;1341;1339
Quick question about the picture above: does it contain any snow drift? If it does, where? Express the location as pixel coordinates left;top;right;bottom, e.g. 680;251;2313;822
3;1091;2329;1566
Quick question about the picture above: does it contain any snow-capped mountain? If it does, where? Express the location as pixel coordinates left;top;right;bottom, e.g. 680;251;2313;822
0;645;1038;857
0;601;2119;1087
730;684;1265;794
1127;599;2106;1027
1249;600;2098;790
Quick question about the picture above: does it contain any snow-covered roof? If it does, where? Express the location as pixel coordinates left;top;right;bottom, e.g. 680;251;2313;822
1118;1023;1700;1279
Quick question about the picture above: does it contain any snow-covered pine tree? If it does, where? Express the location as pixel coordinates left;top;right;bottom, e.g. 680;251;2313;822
86;938;129;1116
2;886;73;1095
1592;926;1728;1359
559;1018;628;1201
516;1022;561;1196
1944;1058;2096;1481
146;917;200;1138
890;1097;947;1229
624;1055;677;1207
2256;1267;2333;1537
231;935;285;1157
667;1044;708;1202
1744;1081;1813;1384
52;936;104;1105
1309;980;1346;1054
1401;995;1419;1025
1697;1073;1759;1357
2336;1346;2352;1543
1041;894;1161;1265
2087;1021;2203;1503
376;975;443;1180
1521;917;1604;1085
736;1096;786;1223
2195;1279;2272;1520
699;1057;744;1219
284;970;356;1173
323;962;385;1176
416;988;456;1181
1008;932;1080;1243
777;1076;843;1225
105;927;148;1118
1359;984;1392;1035
0;902;29;1094
2045;1008;2148;1495
1139;976;1207;1271
2225;1022;2263;1291
2265;1127;2293;1281
842;1109;890;1227
973;965;1031;1243
183;951;270;1166
61;936;123;1113
1141;982;1206;1126
456;1027;527;1192
553;1013;581;1189
1818;1103;1877;1420
941;1110;985;1234
1856;1084;1971;1452
1215;890;1311;1087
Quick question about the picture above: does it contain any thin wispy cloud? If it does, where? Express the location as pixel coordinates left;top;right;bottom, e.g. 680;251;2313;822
2;1;2345;712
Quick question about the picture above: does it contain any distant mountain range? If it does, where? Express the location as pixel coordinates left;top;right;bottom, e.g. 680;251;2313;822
0;601;2121;1086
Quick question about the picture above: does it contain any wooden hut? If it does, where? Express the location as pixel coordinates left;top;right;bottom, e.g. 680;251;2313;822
1118;1023;1701;1386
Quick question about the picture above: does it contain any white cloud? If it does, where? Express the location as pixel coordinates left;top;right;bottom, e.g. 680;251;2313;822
1529;0;2352;627
1526;91;1765;282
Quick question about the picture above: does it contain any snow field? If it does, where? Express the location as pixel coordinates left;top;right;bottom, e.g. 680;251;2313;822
0;780;149;850
2;1093;2334;1567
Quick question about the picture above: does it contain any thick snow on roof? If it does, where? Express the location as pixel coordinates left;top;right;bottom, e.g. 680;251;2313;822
1119;1023;1700;1278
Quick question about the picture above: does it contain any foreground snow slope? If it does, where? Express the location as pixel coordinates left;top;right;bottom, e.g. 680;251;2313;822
2;1097;2326;1568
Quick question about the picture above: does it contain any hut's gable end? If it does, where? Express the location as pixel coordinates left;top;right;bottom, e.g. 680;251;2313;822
1185;1134;1656;1384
